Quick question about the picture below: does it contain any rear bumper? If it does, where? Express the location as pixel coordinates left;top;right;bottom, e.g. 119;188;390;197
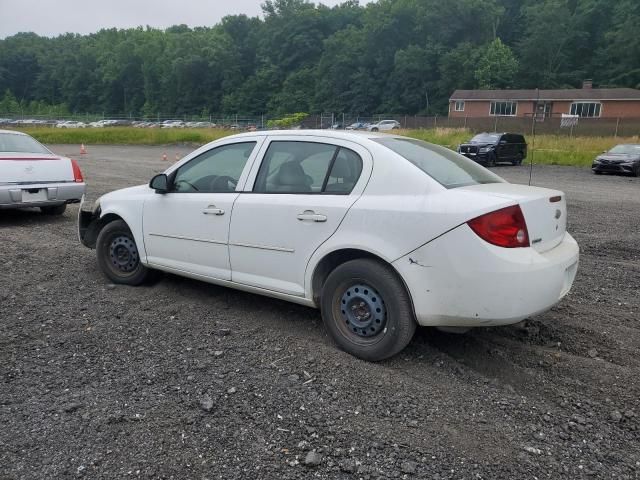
393;225;579;327
0;182;85;209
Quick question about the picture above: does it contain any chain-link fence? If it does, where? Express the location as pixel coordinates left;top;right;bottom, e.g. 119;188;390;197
1;112;639;137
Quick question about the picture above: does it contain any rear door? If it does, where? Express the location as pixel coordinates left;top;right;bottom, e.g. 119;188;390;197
228;136;372;296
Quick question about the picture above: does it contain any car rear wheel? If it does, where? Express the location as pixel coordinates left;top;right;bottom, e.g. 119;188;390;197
96;220;152;285
512;153;524;166
371;127;379;132
633;164;640;177
321;259;416;361
41;204;66;215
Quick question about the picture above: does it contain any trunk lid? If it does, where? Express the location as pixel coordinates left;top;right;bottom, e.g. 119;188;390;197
459;183;567;252
0;153;74;184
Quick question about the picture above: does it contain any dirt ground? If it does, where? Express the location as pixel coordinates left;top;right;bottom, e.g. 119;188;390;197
1;144;639;479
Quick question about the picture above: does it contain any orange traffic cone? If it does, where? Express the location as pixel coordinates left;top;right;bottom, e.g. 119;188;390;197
80;144;87;155
162;153;168;161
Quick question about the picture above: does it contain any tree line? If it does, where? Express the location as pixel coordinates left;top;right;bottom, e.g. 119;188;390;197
0;0;638;117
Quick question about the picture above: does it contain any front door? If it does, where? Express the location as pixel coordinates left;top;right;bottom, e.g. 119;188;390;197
229;137;370;296
143;140;260;280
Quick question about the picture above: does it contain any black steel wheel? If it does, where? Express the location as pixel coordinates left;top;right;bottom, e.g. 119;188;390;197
321;259;416;361
96;220;152;285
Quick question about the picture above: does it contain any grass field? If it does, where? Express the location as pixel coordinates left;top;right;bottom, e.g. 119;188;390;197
14;126;640;167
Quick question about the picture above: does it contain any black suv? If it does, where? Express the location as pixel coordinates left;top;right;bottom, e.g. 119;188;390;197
458;132;527;166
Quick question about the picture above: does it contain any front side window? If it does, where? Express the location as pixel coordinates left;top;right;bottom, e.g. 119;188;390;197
374;137;504;189
570;102;601;117
455;100;465;112
172;142;256;193
490;101;517;116
253;141;363;194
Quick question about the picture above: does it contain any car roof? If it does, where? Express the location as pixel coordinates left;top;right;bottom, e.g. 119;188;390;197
0;129;28;136
227;129;392;142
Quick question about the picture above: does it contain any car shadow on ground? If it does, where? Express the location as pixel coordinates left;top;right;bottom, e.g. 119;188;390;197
0;208;69;227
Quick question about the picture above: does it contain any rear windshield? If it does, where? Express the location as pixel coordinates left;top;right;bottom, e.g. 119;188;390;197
0;133;50;154
471;133;500;143
374;137;504;189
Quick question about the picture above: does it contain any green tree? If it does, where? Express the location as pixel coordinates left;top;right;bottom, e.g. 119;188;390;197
474;38;519;89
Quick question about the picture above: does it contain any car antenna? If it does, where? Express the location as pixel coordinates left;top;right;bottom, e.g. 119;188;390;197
528;88;539;186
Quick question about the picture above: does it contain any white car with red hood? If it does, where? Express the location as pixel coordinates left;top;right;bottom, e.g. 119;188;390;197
78;130;579;361
0;129;85;215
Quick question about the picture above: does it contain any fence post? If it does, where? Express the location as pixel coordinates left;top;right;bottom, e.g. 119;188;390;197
464;116;467;129
493;116;498;131
434;115;437;128
614;117;620;137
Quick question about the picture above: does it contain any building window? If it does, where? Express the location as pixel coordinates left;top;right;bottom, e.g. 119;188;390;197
570;102;601;117
490;101;517;116
454;100;465;112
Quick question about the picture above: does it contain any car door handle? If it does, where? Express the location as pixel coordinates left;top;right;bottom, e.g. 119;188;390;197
297;210;327;222
202;206;225;216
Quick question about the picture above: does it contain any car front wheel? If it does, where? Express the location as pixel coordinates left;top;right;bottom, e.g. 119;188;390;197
321;259;416;361
96;219;152;285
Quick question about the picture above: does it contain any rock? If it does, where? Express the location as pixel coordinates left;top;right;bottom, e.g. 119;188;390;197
523;446;543;455
227;387;237;394
400;461;417;474
340;458;358;473
105;284;116;290
62;402;82;413
587;348;598;358
217;328;231;336
610;410;622;422
200;396;214;412
532;431;546;441
288;374;300;382
213;350;224;357
304;450;322;467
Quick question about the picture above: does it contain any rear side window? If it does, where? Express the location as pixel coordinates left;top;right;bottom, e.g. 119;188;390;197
254;141;362;194
374;137;504;189
0;133;50;154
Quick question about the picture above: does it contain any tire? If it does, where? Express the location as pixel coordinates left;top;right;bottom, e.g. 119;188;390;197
321;259;416;361
41;204;66;215
633;164;640;177
371;127;379;132
96;219;152;285
512;153;524;166
593;170;602;175
486;153;496;167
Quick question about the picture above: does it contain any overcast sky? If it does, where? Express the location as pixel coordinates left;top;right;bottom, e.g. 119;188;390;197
0;0;372;39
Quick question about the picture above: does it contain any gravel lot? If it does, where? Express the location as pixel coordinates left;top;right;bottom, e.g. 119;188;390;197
1;144;639;479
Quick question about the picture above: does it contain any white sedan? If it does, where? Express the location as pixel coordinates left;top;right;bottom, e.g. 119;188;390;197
78;131;579;361
0;130;85;214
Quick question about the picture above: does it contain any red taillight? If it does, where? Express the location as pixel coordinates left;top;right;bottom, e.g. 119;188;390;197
71;159;84;183
467;205;529;248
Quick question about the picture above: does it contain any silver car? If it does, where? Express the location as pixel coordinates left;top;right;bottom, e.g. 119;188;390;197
0;130;85;215
367;120;401;132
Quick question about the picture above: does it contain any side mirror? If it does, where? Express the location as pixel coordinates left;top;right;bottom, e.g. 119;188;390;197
150;173;169;194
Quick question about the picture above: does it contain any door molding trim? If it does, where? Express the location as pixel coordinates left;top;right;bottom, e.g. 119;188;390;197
148;232;226;245
230;241;294;253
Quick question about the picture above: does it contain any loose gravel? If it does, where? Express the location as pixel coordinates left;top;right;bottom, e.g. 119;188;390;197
1;145;639;479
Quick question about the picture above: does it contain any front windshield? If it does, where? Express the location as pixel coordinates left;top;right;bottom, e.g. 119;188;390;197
375;137;504;189
471;133;500;143
0;133;51;154
608;144;640;155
